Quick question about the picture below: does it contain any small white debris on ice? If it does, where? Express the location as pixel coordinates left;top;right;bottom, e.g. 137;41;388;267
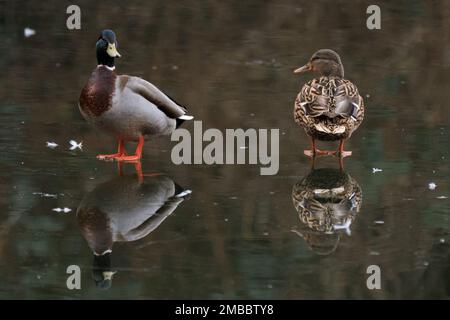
69;140;83;151
46;141;58;149
33;192;57;198
52;207;72;213
374;220;384;224
24;27;36;37
372;168;383;173
428;182;437;190
436;196;448;199
370;251;380;256
440;238;445;243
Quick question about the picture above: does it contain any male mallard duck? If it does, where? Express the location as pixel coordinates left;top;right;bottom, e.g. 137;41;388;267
293;49;364;157
291;168;362;255
79;29;193;161
77;174;191;288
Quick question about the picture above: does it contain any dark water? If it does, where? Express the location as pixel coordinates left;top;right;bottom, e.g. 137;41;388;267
0;0;449;299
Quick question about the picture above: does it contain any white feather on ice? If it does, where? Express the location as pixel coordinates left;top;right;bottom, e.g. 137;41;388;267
33;192;57;198
46;142;58;149
52;207;72;213
24;28;36;37
69;140;83;151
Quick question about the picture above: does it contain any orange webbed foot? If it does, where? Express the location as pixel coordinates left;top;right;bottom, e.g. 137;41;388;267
97;140;127;161
337;140;352;158
97;153;127;161
338;150;352;158
303;149;338;157
304;149;315;157
114;155;141;162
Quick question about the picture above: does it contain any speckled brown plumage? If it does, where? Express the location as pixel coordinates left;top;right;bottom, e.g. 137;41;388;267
291;168;362;255
79;67;116;117
294;76;365;141
292;169;362;233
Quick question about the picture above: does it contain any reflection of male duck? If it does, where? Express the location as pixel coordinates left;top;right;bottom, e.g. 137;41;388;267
77;174;191;289
291;168;362;255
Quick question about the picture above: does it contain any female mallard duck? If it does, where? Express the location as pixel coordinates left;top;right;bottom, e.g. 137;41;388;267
77;174;191;288
293;49;364;157
291;168;362;255
79;29;193;161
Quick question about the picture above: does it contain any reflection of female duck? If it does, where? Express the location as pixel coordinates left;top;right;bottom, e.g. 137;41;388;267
77;174;191;288
291;168;362;255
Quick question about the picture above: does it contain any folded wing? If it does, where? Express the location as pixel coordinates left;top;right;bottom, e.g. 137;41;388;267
124;76;193;120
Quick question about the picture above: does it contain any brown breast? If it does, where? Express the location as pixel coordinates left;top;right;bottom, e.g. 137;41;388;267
77;207;113;255
79;67;117;117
